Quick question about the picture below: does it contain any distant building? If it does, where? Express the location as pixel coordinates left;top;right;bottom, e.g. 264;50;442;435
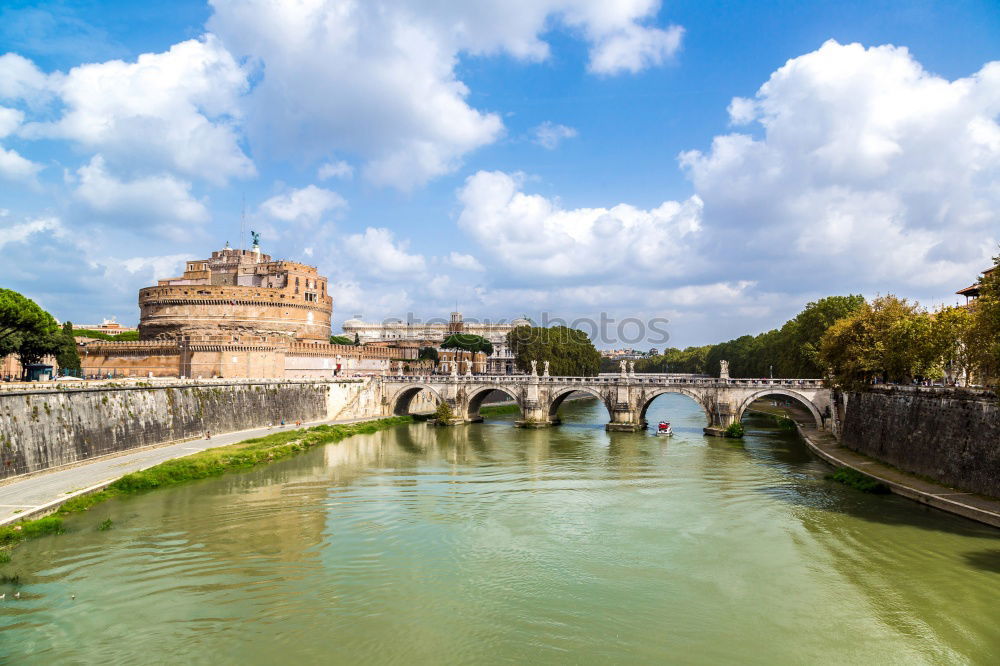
74;318;137;334
343;311;531;374
957;267;995;305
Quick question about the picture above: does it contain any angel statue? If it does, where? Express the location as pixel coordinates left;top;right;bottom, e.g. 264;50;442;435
620;359;628;375
629;361;635;376
530;360;538;376
543;360;550;377
250;230;261;247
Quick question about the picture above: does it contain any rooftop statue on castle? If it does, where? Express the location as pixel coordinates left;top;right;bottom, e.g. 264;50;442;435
250;230;261;248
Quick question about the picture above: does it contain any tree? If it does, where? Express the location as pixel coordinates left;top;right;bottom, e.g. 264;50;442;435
0;289;59;359
506;325;601;376
968;257;1000;384
418;346;439;362
55;322;82;375
819;295;938;387
330;335;353;345
441;333;494;356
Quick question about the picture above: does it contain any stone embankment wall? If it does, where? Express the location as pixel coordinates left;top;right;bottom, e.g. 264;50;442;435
0;378;397;481
841;387;1000;498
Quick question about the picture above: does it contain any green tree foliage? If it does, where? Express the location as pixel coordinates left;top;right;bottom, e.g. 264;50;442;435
71;329;139;341
329;335;353;345
628;345;712;374
434;400;455;423
506;325;601;376
968;258;1000;383
441;333;494;355
55;322;82;374
819;295;954;387
418;346;439;362
0;288;60;359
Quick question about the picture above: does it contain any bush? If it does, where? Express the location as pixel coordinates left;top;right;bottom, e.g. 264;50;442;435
434;401;456;424
724;422;745;438
827;467;890;494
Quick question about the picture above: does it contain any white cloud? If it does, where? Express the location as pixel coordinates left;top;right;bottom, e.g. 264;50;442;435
0;216;63;251
207;0;682;189
317;160;354;180
0;107;23;137
446;251;485;271
343;227;427;278
457;170;703;281
680;40;1000;292
74;155;210;231
585;22;683;75
11;36;253;185
260;185;346;224
532;121;578;149
0;53;52;104
0;106;41;181
0;145;41;181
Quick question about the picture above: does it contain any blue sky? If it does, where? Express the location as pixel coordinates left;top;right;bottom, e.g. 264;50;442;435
0;0;998;348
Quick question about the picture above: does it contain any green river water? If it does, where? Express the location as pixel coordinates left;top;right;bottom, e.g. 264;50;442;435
1;395;998;664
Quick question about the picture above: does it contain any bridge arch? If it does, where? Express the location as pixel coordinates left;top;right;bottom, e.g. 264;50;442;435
638;388;712;426
736;389;823;430
390;383;444;416
547;386;611;421
466;385;521;421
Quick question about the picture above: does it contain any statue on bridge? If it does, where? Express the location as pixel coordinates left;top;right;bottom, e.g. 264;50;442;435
543;360;550;377
465;359;472;376
629;361;635;376
530;360;538;376
620;360;628;376
450;360;458;377
720;359;730;380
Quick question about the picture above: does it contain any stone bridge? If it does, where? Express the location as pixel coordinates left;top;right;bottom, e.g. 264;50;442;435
382;374;833;435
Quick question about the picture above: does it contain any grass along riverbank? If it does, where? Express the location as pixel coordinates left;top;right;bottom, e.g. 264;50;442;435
0;416;413;563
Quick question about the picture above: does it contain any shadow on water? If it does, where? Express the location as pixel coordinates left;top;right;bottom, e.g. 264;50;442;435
738;414;1000;540
962;549;1000;573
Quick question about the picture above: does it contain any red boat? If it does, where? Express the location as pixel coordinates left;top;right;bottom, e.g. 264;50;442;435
656;421;673;436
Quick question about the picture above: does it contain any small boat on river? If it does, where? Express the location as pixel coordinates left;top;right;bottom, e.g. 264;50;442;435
656;421;673;436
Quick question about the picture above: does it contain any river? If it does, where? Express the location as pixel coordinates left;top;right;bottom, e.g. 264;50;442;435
1;395;998;664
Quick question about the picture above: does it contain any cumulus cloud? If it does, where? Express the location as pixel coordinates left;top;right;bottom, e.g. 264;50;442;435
457;170;703;281
680;40;1000;293
532;122;578;149
74;155;210;232
0;106;41;181
343;227;427;278
0;216;63;251
208;0;682;189
7;36;253;185
446;251;485;272
317;160;354;180
260;185;346;224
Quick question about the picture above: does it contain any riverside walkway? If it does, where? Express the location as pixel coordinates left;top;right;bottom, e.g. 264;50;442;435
0;415;375;526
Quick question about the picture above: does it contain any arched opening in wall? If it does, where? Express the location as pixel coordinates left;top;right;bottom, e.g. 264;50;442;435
467;387;520;422
548;388;609;426
392;386;442;416
738;391;824;432
639;391;711;434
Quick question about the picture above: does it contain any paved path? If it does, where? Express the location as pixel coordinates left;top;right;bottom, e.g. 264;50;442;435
0;415;384;526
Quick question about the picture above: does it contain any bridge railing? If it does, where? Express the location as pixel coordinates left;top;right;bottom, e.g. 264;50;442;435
387;374;825;389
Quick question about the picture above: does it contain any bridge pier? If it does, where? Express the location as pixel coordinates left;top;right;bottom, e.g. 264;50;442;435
514;400;557;428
